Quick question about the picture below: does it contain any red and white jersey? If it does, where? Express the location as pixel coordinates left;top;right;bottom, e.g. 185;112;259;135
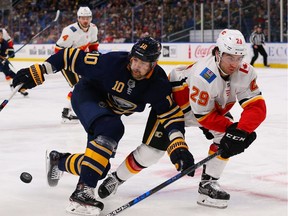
2;29;14;48
169;54;266;133
55;22;98;53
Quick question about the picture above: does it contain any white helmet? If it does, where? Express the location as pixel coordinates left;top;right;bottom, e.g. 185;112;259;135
216;29;247;56
77;6;92;17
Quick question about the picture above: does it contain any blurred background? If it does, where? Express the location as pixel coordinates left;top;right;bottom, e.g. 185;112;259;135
0;0;287;44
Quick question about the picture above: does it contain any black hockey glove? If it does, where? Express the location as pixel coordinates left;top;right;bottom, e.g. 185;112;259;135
167;138;195;177
199;127;214;140
13;64;46;90
219;123;257;158
7;48;15;58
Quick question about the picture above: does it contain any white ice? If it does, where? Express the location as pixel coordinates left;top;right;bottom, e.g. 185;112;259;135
0;62;287;216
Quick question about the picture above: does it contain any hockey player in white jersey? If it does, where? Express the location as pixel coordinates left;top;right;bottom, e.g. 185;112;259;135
98;29;267;209
55;6;99;123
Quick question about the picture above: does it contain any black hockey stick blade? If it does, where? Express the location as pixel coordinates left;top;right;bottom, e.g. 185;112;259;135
105;150;222;216
0;84;24;112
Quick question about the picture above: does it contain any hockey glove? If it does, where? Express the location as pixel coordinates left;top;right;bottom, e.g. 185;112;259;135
13;64;46;90
7;48;15;58
199;127;214;140
219;123;257;158
167;138;195;177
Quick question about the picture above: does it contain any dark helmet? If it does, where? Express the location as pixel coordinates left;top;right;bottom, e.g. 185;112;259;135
130;36;162;62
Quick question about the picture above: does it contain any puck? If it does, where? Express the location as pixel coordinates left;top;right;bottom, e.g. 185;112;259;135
20;172;32;183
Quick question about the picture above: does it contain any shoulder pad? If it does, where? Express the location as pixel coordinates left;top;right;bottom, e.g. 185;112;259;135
70;26;77;32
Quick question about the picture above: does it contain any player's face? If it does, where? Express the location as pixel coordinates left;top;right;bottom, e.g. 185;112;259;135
219;53;244;75
130;57;153;80
78;16;92;28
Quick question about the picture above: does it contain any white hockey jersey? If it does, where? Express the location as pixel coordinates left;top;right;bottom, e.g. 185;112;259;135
55;22;98;52
169;54;266;134
1;28;13;48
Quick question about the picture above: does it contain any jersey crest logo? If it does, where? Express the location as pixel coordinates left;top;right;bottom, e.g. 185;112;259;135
70;26;77;32
200;67;216;83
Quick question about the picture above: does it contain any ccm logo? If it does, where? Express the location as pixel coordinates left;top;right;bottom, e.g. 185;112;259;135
226;133;245;141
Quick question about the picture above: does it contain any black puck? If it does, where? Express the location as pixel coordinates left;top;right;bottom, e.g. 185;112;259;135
20;172;32;183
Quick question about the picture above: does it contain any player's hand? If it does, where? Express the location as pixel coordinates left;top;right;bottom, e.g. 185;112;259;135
199;127;214;140
167;138;195;177
13;64;46;90
7;48;15;58
219;123;257;158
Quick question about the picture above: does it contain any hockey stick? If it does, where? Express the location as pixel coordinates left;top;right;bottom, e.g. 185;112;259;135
13;10;60;56
0;56;17;72
0;83;24;112
105;150;222;216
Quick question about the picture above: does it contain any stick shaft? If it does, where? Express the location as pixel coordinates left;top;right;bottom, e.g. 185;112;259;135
0;84;23;112
105;151;222;216
14;10;60;55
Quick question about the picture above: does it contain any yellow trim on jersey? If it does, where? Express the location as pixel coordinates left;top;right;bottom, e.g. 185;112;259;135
163;118;185;129
158;106;181;119
71;49;81;73
241;95;265;108
208;149;229;161
146;120;161;145
77;155;84;175
81;161;103;175
68;154;79;175
196;108;216;122
85;148;109;168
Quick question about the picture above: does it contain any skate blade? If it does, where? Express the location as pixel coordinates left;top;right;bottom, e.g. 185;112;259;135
61;118;79;124
66;201;101;216
197;194;228;209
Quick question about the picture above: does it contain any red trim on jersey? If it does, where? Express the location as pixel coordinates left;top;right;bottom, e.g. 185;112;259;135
237;97;266;133
89;43;99;52
7;39;14;48
125;153;143;173
172;84;189;108
198;109;233;133
54;46;61;53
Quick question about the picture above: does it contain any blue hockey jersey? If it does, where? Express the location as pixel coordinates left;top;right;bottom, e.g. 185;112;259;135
46;48;185;136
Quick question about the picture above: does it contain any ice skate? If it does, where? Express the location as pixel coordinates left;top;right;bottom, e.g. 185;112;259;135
98;172;124;199
46;150;63;187
61;108;79;124
197;179;230;209
66;183;104;216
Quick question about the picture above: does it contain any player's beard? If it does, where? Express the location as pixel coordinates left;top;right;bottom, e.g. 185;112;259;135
79;21;90;31
131;69;147;80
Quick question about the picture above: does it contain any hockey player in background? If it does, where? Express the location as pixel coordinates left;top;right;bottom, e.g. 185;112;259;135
55;6;99;123
0;28;28;96
12;36;195;215
98;29;267;209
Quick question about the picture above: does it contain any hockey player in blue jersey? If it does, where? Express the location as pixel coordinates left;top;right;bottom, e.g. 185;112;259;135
0;29;28;96
12;36;195;216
